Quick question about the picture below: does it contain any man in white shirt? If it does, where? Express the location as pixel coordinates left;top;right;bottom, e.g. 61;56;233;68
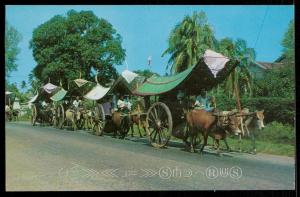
117;95;126;111
73;96;81;109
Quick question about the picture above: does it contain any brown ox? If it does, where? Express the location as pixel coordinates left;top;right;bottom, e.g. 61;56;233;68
185;109;242;154
129;114;147;137
111;112;131;139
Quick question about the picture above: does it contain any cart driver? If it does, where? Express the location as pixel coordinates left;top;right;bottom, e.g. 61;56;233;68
194;90;214;112
177;90;185;104
117;95;126;111
194;90;207;110
72;96;82;111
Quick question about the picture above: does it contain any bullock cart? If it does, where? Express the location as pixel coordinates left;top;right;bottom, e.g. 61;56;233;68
84;75;139;138
133;50;239;148
28;83;58;126
51;78;106;132
5;91;19;121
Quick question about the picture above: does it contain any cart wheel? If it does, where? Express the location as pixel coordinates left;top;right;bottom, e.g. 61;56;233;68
57;104;65;129
52;106;58;128
31;104;37;126
146;102;172;148
93;104;105;136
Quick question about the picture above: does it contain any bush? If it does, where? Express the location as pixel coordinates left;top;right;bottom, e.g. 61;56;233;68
241;97;295;125
214;94;295;125
256;121;295;145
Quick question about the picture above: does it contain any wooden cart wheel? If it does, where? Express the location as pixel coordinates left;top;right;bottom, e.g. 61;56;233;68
31;104;37;126
57;104;65;129
52;106;58;128
146;102;173;148
93;103;106;136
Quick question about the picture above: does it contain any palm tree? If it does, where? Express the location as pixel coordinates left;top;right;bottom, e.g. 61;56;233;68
234;39;255;97
28;71;42;94
217;38;255;99
162;11;216;74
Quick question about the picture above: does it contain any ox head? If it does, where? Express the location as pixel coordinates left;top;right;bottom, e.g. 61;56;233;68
213;109;242;135
237;109;265;130
255;110;265;130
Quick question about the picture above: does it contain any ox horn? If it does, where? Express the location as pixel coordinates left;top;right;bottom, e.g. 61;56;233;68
235;112;255;116
212;112;227;117
228;110;238;116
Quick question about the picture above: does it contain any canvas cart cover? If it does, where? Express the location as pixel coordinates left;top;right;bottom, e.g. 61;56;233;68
74;78;89;87
84;84;110;100
28;94;39;103
134;49;238;96
50;88;68;102
203;49;230;77
107;76;132;95
121;69;138;83
43;83;58;94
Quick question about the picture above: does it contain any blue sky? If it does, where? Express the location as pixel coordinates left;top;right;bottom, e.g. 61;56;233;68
6;5;294;89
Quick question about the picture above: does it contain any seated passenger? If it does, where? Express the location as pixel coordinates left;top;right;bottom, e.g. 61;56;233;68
194;91;207;110
194;90;214;112
73;96;81;108
117;95;126;111
102;97;112;116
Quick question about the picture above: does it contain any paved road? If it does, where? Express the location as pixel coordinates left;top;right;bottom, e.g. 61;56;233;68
6;122;295;191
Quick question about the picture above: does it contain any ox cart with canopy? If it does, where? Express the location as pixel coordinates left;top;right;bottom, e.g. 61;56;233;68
50;78;107;132
83;75;134;137
5;91;19;121
28;82;59;126
133;50;239;148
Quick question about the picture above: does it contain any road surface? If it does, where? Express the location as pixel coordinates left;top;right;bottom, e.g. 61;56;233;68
5;122;295;191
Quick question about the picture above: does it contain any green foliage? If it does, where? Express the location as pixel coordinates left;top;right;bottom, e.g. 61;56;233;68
256;121;295;145
6;82;30;103
20;80;26;89
225;137;295;157
30;9;126;87
241;97;295;125
281;19;294;62
5;21;22;79
163;11;255;98
213;92;295;125
253;64;295;98
216;38;255;98
162;11;216;73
